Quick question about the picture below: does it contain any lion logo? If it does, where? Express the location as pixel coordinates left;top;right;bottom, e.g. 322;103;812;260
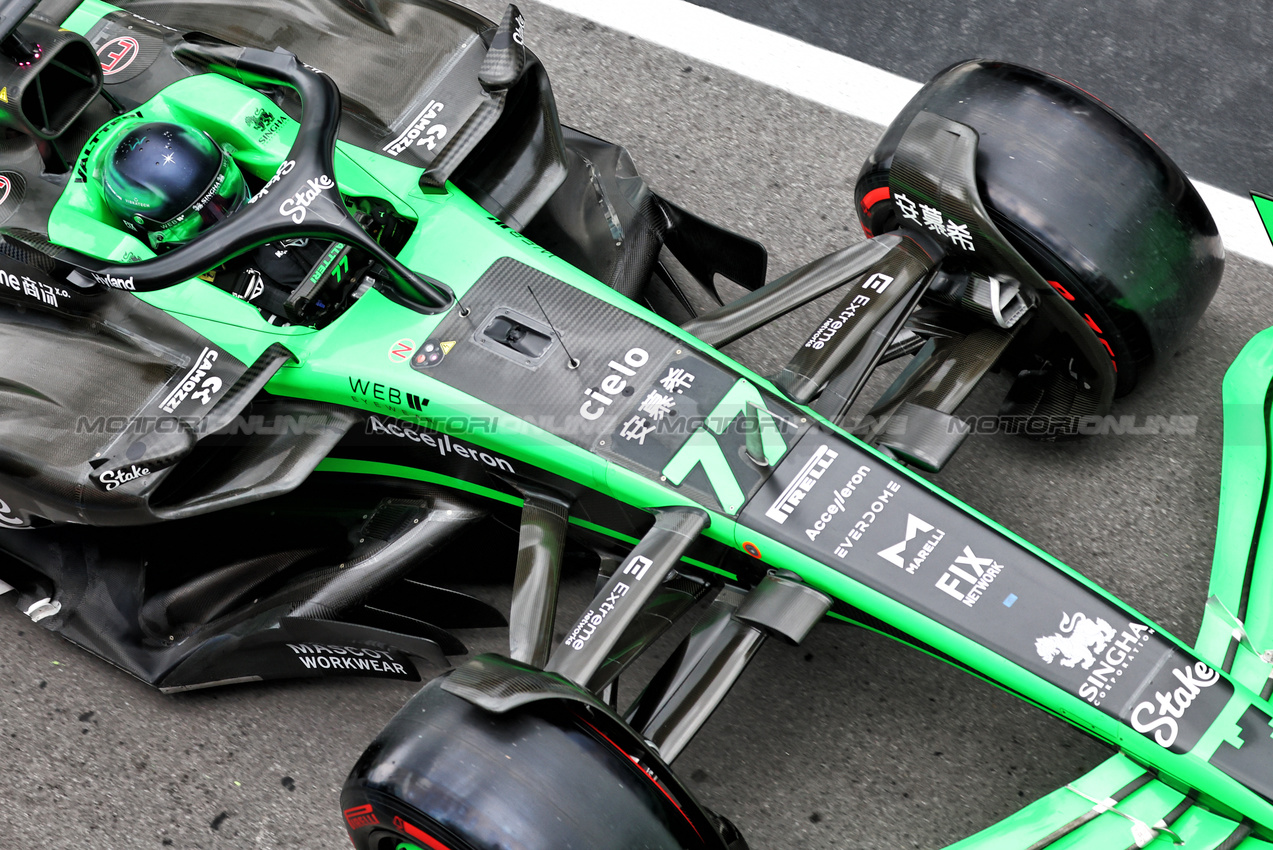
246;107;275;133
1035;612;1116;669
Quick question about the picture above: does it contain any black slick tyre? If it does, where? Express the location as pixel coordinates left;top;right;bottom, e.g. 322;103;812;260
855;60;1223;408
341;675;743;850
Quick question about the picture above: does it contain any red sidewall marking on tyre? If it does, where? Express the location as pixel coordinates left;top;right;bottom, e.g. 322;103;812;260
860;186;890;215
342;804;380;829
577;717;703;841
1048;280;1076;301
395;816;455;850
1049;280;1118;373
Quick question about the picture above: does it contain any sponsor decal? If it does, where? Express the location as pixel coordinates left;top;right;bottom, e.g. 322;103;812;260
93;272;135;291
805;295;871;350
0;497;24;526
349;377;427;413
658;366;695;394
383;100;448;157
485;214;555;257
159;347;220;413
877;513;945;574
830;480;901;557
579;347;649;421
804;464;871;541
286;643;408;675
622;555;654;581
1036;612;1114;669
98;463;151;491
935;547;1004;606
343;804;379;830
801;269;900;351
246;107;273;133
893;193;976;252
245;106;287;145
564;581;630;650
611;366;702;435
635;387;676;422
0;174;10;205
278;174;336;224
764;444;838;525
1035;612;1153;706
389;338;415;362
186;170;228;220
249;159;294;203
1130;661;1220;750
97;35;139;75
365;415;514;473
618;414;656;445
565;552;657;654
861;272;894;293
0;269;67;308
619;363;705;429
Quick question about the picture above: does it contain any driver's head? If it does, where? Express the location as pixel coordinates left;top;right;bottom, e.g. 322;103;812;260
102;121;248;252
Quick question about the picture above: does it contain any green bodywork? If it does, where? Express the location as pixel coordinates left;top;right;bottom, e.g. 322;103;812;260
45;6;1273;846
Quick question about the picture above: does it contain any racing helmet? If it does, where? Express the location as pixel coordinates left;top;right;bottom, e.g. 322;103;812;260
101;121;248;251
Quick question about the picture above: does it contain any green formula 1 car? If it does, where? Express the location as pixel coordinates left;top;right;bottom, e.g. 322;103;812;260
1;0;1268;847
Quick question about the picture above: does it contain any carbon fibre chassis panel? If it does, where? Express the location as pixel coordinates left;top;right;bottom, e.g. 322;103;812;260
415;256;809;513
0;253;256;526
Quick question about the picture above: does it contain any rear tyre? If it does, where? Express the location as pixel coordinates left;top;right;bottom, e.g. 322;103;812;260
342;675;744;850
855;60;1223;411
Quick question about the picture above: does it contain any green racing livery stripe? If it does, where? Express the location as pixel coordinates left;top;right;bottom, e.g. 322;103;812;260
59;0;117;33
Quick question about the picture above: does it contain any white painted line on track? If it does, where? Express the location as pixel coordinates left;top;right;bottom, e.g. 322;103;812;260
540;0;922;125
536;0;1273;266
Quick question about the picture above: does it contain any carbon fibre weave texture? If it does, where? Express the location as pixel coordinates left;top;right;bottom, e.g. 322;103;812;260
0;305;173;469
422;256;682;449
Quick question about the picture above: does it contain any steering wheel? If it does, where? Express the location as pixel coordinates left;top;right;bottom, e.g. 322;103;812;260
8;41;454;313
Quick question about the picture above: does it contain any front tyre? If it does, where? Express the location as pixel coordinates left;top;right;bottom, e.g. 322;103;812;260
342;675;744;850
855;60;1223;403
